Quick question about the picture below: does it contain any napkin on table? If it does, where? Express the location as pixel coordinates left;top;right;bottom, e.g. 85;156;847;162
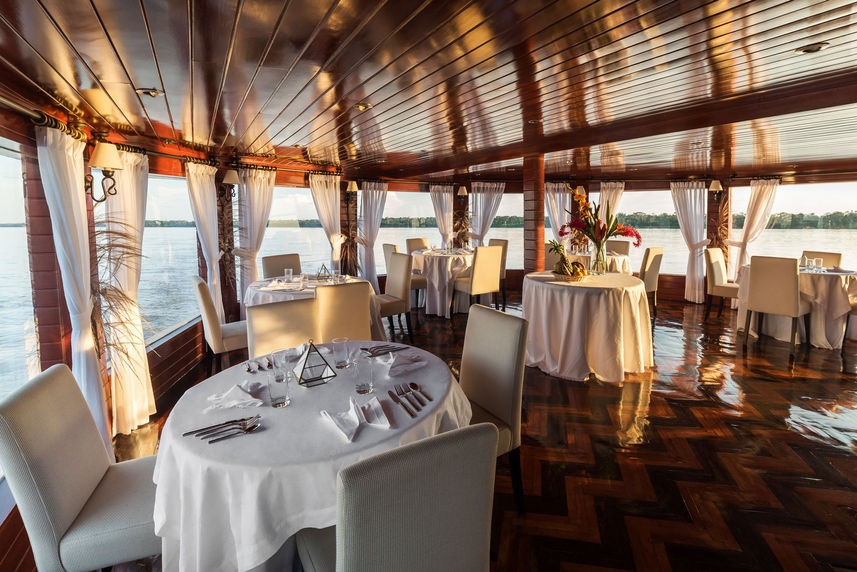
203;380;265;413
387;352;427;377
321;397;362;441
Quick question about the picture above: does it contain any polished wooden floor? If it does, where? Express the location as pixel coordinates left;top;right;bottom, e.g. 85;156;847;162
118;295;857;571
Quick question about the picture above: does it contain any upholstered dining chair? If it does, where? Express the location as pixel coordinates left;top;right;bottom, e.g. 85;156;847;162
261;253;302;279
459;304;528;513
376;252;414;343
638;247;664;317
605;239;630;256
295;423;499;572
406;237;429;254
704;247;740;320
544;242;562;272
0;364;161;571
246;298;318;358
743;256;811;358
389;242;428;307
316;281;372;342
488;238;509;311
382;243;398;273
192;276;248;374
451;245;503;315
800;250;842;268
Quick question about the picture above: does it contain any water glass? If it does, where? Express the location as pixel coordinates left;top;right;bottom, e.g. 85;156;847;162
355;356;375;394
332;337;351;369
814;258;823;272
284;268;293;282
267;368;291;408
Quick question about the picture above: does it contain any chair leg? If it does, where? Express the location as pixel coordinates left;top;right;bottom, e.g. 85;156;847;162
704;294;712;321
494;292;500;310
804;314;811;346
207;346;215;377
509;447;525;514
405;311;414;345
387;316;395;336
790;317;799;357
842;315;850;355
449;291;456;318
397;314;404;330
501;278;507;312
743;310;752;348
717;296;725;318
651;291;658;318
757;312;765;344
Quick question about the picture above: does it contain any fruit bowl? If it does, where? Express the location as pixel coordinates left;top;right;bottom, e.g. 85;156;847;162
552;272;586;282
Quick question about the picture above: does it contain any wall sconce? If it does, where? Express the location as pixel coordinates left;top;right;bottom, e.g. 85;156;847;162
85;137;123;203
709;179;723;201
456;185;468;204
344;180;359;206
219;169;240;198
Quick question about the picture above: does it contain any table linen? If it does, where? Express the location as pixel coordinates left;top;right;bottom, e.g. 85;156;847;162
411;249;474;317
566;252;632;274
522;271;653;381
153;341;471;571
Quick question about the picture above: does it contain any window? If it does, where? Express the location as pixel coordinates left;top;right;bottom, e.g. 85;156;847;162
612;190;686;275
259;187;332;274
0;147;38;401
484;193;523;269
374;191;435;276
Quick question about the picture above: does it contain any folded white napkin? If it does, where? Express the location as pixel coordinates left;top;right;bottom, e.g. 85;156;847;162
204;380;264;413
360;396;391;429
260;279;298;291
321;397;362;441
388;352;426;377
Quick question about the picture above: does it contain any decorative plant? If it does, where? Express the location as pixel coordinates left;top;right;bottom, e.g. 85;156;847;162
453;209;471;249
340;219;360;276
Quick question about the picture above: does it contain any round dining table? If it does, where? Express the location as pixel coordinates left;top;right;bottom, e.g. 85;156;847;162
153;340;472;571
567;252;632;274
244;276;386;341
522;271;653;381
411;248;474;318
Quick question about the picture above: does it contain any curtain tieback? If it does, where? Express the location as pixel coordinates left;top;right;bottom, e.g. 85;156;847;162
329;233;346;249
233;248;258;259
690;239;710;252
468;232;482;241
723;238;746;249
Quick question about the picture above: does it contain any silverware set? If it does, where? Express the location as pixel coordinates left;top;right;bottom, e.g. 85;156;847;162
183;414;262;443
387;383;432;417
361;344;408;357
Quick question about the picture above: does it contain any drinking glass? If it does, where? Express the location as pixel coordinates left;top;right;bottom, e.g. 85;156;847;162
284;268;293;282
332;337;351;369
267;366;291;408
814;258;823;272
355;356;375;394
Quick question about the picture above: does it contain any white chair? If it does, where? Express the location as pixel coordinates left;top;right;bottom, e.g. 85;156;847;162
192;276;247;374
376;252;414;344
800;250;842;268
406;237;429;254
261;253;302;279
488;238;509;311
246;298;318;358
743;256;811;358
606;239;630;256
544;243;562;272
638;247;664;317
382;243;398;273
459;304;528;513
316;281;372;342
451;245;502;315
296;423;499;572
704;247;739;321
388;242;428;307
0;364;160;571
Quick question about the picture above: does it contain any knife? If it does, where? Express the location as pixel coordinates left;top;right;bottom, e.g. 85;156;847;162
388;390;415;418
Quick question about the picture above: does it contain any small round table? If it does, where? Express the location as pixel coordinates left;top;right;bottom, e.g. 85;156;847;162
411;249;474;318
522;271;653;381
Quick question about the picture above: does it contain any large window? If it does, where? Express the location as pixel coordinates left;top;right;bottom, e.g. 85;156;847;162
374;191;436;276
612;190;687;275
0;147;38;401
259;187;331;274
484;193;523;269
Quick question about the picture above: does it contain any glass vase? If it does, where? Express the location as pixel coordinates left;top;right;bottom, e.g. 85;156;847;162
592;241;607;275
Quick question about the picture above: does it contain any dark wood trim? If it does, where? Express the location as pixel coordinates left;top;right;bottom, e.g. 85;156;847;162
0;507;35;572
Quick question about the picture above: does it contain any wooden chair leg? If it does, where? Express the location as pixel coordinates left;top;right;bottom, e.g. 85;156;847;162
449;291;456;318
790;317;799;357
387;316;395;337
842;315;850;355
743;309;752;348
494;292;500;310
717;296;725;318
207;346;216;377
501;279;507;312
803;313;811;346
704;294;712;321
397;314;404;330
757;312;765;344
651;291;658;318
405;312;414;345
509;447;525;514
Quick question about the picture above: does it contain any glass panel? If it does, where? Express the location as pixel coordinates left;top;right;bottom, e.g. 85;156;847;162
484;193;523;269
610;190;687;275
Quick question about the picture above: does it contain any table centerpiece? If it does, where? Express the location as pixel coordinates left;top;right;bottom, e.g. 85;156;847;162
548;239;589;281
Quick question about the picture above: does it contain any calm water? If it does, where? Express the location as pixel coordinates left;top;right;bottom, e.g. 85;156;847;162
5;225;857;398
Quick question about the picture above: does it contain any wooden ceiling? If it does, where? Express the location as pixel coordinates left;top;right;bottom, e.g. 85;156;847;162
0;0;854;183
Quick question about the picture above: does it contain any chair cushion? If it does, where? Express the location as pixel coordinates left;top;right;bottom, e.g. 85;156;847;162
453;275;471;294
296;525;336;572
411;274;427;290
59;455;160;571
376;293;408;317
221;320;249;352
711;283;740;298
469;401;512;456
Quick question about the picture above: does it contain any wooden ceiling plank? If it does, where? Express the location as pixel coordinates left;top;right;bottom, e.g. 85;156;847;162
204;0;244;147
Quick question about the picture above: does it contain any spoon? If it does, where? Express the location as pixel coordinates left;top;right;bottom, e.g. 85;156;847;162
409;382;432;402
208;421;262;443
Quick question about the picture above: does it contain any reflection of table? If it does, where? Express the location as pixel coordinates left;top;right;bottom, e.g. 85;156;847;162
737;265;857;349
244;277;386;341
522;271;653;381
153;341;472;571
567;252;632;274
411;249;474;318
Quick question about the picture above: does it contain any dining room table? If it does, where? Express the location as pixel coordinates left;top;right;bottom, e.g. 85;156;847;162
152;340;472;571
243;275;386;341
566;251;633;274
736;264;857;349
411;248;475;318
522;271;653;381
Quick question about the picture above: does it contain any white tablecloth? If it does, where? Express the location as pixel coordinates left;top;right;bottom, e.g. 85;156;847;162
153;341;472;571
411;249;474;318
567;252;632;274
736;265;857;349
244;277;386;341
522;271;653;381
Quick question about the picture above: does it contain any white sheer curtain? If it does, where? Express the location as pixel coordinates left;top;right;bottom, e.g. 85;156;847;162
598;181;625;221
545;182;573;244
309;173;343;270
36;126;113;458
186;162;224;322
671;180;710;303
359;181;387;293
429;185;454;248
236;168;276;307
104;150;156;435
725;178;779;276
470;181;505;246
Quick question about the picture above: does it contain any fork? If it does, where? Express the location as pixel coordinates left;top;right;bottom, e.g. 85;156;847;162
395;384;420;411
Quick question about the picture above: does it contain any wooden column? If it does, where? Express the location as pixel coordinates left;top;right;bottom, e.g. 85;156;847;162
214;165;239;323
453;182;468;248
706;182;731;272
523;155;545;272
339;180;358;275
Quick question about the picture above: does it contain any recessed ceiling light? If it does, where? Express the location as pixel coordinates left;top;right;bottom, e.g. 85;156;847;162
135;87;164;97
794;41;830;54
354;102;373;111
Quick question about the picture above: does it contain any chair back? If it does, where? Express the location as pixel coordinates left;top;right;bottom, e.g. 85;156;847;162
192;276;225;353
459;304;528;450
406;237;429;254
382;243;399;273
488;238;508;279
469;245;502;296
261;253;302;279
336;423;498;572
606;239;630;256
704;247;729;291
544;243;561;272
638;247;663;293
748;256;802;317
246;298;318;358
316;281;372;342
385;252;413;302
0;365;111;571
800;250;842;268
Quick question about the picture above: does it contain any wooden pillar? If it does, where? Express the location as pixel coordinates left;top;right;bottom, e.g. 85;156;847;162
706;182;731;272
453;181;468;248
523;155;545;272
215;164;239;323
339;179;358;275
